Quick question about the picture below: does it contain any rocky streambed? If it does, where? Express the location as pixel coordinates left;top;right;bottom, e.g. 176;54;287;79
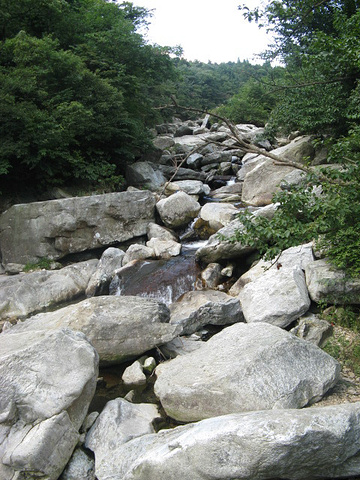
1;118;360;479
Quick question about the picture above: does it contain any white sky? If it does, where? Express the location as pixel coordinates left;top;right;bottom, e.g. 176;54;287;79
133;0;272;64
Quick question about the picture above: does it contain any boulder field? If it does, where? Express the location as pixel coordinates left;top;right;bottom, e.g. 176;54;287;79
1;117;360;479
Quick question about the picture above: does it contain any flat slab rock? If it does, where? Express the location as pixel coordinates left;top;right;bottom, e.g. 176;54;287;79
154;322;340;422
0;328;99;480
0;259;98;325
88;402;360;480
0;190;155;267
3;296;180;365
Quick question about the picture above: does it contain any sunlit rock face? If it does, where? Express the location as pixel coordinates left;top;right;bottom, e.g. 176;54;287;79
0;191;156;268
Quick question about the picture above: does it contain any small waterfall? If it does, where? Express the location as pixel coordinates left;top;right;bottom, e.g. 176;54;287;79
226;176;236;186
109;249;201;306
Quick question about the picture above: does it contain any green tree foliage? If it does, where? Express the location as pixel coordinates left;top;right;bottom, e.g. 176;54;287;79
233;0;360;276
0;0;176;193
171;58;273;113
214;64;284;126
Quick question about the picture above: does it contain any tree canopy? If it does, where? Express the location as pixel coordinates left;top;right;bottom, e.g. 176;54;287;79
0;0;177;193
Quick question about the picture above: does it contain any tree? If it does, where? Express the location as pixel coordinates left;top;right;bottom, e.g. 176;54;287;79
0;0;177;194
232;0;360;277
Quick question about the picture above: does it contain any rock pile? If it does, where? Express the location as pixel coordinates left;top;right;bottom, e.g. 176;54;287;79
1;117;360;479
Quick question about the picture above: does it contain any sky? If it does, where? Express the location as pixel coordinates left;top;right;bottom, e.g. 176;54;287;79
133;0;272;64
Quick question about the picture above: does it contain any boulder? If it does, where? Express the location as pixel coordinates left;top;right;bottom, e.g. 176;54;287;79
186;152;203;169
122;360;147;386
241;137;316;206
305;259;360;304
59;448;95;480
125;162;167;191
237;153;266;181
0;191;156;267
158;165;207;182
239;266;311;328
159;335;204;358
169;289;243;335
88;403;360;480
200;262;222;288
201;151;232;166
290;313;333;347
156;191;201;229
122;244;154;265
241;158;295;206
195;218;254;264
146;238;182;258
0;260;98;325
229;242;315;296
164;180;209;196
3;296;179;365
199;203;239;230
0;328;98;480
174;125;193;137
195;205;278;264
273;135;315;164
85;398;160;479
154;322;339;422
86;247;125;297
147;223;178;242
152;136;175;150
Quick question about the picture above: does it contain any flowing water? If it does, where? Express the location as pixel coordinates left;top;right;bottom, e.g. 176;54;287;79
109;243;205;306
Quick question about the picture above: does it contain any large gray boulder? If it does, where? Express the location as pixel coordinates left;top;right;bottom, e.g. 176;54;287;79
0;260;98;325
239;266;311;328
241;158;295;206
305;258;360;304
199;203;239;230
170;290;243;335
86;398;160;480
241;136;316;206
0;328;99;480
3;296;180;365
230;242;314;295
154;322;340;422
88;403;360;480
125;162;167;191
156;191;200;229
0;191;156;267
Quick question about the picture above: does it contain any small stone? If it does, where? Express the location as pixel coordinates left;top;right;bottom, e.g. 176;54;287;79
143;357;157;374
122;360;147;386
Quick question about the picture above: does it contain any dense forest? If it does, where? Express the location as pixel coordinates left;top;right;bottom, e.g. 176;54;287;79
0;0;276;194
0;0;359;273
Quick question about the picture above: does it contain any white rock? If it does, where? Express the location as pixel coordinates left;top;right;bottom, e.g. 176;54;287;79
199;203;239;230
170;290;243;335
122;244;154;266
86;398;160;479
0;328;98;480
86;247;125;296
2;296;179;365
146;238;181;258
122;360;147;386
92;403;360;480
156;191;201;229
239;266;311;328
154;322;339;422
